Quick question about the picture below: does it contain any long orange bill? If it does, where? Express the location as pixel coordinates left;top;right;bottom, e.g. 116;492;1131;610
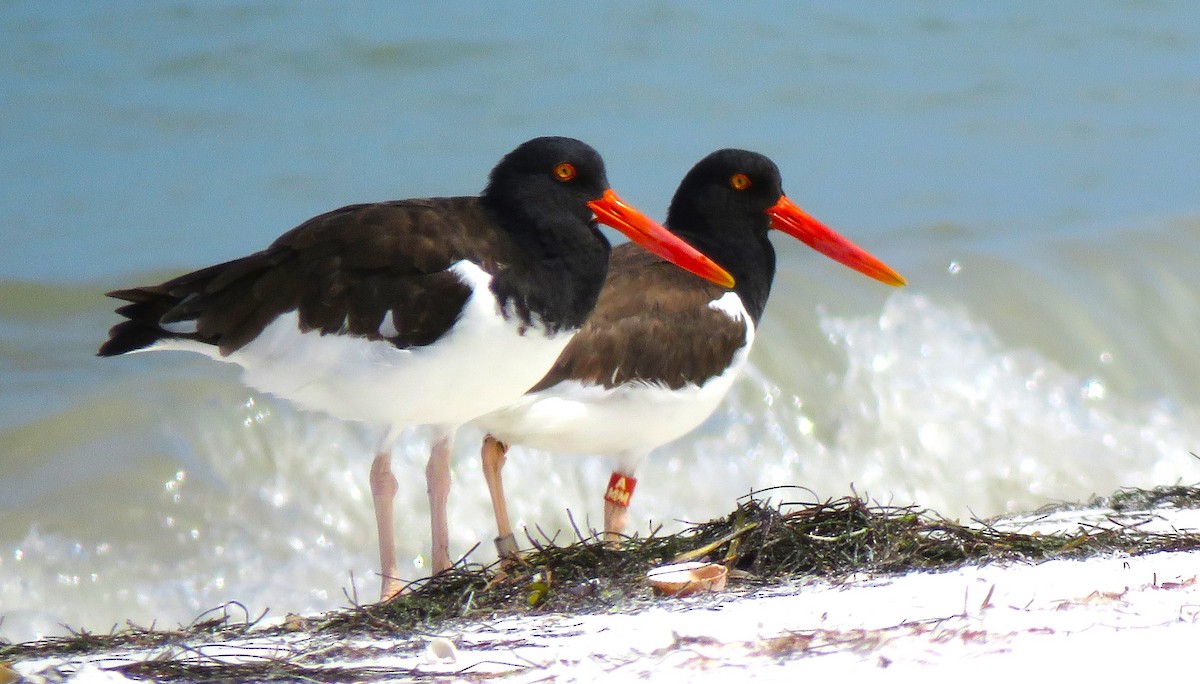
589;188;735;288
766;195;906;287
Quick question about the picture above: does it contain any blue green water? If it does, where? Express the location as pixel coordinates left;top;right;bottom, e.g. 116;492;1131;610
3;2;1200;642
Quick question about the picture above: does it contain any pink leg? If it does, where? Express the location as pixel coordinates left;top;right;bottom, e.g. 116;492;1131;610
481;435;518;558
603;500;630;544
426;433;454;574
602;469;637;545
370;451;402;600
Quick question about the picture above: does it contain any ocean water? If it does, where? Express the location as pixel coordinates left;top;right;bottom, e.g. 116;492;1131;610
3;2;1200;642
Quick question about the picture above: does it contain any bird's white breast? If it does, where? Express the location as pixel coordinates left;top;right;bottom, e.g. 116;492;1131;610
476;291;755;455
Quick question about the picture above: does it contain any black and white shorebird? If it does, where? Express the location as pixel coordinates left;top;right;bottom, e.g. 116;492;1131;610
98;136;733;600
474;149;905;555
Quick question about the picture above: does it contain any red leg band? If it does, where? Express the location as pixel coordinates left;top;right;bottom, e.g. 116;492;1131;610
604;472;637;508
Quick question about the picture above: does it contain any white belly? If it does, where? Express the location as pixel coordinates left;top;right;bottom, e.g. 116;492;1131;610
477;292;755;456
148;261;573;430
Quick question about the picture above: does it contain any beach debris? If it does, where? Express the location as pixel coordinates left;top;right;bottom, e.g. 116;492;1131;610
424;636;458;664
282;613;308;631
647;561;728;596
10;484;1200;679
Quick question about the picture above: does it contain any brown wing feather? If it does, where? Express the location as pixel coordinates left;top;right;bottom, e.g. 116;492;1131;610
99;197;521;357
529;244;747;392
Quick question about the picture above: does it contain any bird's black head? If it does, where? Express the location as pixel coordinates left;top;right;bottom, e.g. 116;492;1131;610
666;149;785;239
669;148;908;296
661;149;788;319
482;136;611;225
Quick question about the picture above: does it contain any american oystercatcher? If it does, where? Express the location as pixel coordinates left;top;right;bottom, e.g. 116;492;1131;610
98;136;733;600
474;149;905;555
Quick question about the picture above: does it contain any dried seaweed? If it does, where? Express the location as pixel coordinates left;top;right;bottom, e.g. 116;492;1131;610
5;484;1200;681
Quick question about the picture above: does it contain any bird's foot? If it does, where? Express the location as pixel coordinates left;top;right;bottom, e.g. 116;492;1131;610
380;575;404;602
495;532;519;559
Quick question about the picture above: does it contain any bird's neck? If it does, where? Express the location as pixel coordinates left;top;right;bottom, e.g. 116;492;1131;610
486;204;611;335
673;222;775;324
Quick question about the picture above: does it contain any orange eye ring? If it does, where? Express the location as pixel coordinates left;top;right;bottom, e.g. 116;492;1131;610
730;173;751;190
553;162;578;181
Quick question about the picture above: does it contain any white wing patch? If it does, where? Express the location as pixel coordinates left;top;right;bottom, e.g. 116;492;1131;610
160;319;198;334
379;309;399;338
708;290;748;321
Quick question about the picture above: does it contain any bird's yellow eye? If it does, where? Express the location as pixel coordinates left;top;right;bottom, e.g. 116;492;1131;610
553;163;578;181
730;173;751;190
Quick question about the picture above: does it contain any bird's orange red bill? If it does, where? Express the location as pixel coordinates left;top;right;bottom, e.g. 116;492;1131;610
589;188;736;289
766;195;907;287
